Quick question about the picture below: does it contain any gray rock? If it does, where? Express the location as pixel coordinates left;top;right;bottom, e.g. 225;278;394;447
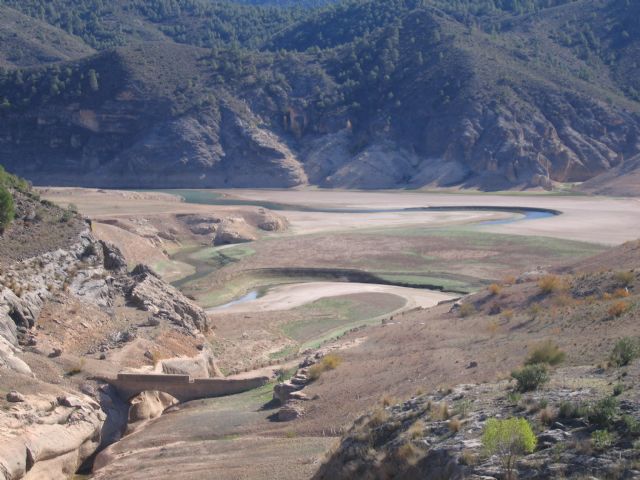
6;390;25;402
57;395;83;408
101;241;127;272
278;401;304;421
273;381;303;405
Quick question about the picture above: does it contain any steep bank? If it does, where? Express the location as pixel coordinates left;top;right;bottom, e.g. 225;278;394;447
0;179;223;478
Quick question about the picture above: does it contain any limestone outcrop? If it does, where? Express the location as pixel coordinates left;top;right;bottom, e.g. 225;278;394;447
213;218;257;246
0;391;105;480
127;391;179;428
126;264;209;334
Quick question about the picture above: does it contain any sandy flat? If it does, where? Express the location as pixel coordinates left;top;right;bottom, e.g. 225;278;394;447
218;189;640;245
207;281;455;314
40;187;640;246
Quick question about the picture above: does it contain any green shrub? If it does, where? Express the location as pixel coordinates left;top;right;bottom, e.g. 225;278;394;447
622;415;640;435
0;186;14;232
613;384;625;396
591;430;614;450
482;417;537;480
506;392;522;405
558;401;576;419
588;397;619;428
610;337;639;367
511;364;549;392
525;341;566;366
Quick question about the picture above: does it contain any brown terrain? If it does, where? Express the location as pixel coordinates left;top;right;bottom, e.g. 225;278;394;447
1;187;626;479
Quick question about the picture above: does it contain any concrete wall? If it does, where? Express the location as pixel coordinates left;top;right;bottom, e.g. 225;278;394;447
107;373;269;402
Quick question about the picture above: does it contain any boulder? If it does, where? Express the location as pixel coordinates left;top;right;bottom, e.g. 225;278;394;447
6;390;25;403
49;348;63;358
57;395;83;408
273;381;303;405
190;223;217;235
161;355;211;378
213;218;257;246
0;336;32;376
256;210;288;232
278;401;305;421
127;391;179;426
100;241;128;272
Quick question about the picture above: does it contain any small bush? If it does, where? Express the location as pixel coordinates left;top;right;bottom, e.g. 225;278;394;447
448;417;462;433
380;394;398;407
610;337;639;367
558;401;589;420
482;417;537;480
591;430;615;450
622;415;640;435
459;302;476;318
539;406;556;425
308;354;342;381
407;420;425;440
0;186;14;232
613;288;630;298
613;384;625;396
525;341;566;366
588;397;619;428
432;402;450;420
459;449;479;466
615;271;635;287
511;364;549;392
489;283;502;296
507;392;522;405
608;301;632;318
396;442;423;465
455;399;473;418
369;407;390;427
538;275;565;294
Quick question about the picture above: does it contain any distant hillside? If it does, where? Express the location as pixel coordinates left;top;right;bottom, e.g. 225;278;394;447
0;5;95;68
0;0;639;191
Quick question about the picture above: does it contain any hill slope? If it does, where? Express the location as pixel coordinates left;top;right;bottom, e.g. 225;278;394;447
0;0;638;190
0;5;95;68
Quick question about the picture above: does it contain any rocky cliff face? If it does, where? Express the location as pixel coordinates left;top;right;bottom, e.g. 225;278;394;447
0;187;218;479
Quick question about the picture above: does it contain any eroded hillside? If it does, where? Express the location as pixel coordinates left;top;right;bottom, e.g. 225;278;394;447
0;0;639;191
0;174;226;478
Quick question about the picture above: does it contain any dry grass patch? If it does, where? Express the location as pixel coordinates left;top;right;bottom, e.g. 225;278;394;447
525;341;566;366
489;283;502;296
432;402;450;420
615;271;635;287
539;406;557;425
448;417;462;433
395;442;423;466
458;302;476;318
608;301;632;318
613;288;630;298
379;394;399;407
308;354;343;381
538;275;567;295
407;420;425;440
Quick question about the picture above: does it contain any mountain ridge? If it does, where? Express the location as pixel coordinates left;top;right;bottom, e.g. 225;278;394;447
0;0;639;191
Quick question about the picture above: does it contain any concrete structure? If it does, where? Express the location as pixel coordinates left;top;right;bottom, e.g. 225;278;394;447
103;373;269;402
